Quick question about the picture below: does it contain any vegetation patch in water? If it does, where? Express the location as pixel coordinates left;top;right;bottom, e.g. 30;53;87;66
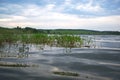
0;62;38;67
53;71;79;77
0;33;94;55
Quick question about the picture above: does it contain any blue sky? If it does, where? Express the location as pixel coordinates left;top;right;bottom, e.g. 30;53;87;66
0;0;120;31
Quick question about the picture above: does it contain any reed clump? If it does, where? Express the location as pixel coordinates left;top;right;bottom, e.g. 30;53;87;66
0;62;30;67
0;34;92;51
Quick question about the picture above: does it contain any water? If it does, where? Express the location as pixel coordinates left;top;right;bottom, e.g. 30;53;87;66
0;35;120;80
94;35;120;49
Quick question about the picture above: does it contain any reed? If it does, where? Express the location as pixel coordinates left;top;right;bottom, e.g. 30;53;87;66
0;33;93;54
0;34;18;44
56;35;83;48
0;62;38;67
30;34;48;45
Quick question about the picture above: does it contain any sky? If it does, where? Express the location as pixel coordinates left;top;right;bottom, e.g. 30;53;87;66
0;0;120;31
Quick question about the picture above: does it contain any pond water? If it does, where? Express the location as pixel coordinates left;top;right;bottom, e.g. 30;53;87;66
0;35;120;80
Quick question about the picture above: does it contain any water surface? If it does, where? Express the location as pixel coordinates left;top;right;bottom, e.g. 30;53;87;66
0;35;120;80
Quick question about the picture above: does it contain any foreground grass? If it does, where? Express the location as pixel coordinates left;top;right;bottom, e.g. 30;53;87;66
53;71;79;77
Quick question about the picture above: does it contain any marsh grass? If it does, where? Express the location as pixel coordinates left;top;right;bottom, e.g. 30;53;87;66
30;34;48;44
0;34;93;54
1;34;18;44
0;34;86;48
53;71;79;77
55;35;84;52
0;62;38;67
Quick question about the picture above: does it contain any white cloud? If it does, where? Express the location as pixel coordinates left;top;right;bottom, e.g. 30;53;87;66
46;4;56;10
0;4;120;31
75;0;104;12
64;0;72;5
0;18;12;21
51;0;104;13
76;4;103;12
53;0;74;12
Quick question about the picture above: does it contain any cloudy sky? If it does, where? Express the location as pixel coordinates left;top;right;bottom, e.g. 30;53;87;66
0;0;120;31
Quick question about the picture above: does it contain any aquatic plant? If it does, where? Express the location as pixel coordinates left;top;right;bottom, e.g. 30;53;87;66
0;33;85;48
20;34;30;44
0;34;19;54
0;34;18;44
0;33;93;55
53;71;79;77
0;62;38;67
30;34;48;45
82;36;93;48
47;35;57;47
56;35;83;49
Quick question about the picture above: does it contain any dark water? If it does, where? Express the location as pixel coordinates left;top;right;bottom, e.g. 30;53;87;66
0;35;120;80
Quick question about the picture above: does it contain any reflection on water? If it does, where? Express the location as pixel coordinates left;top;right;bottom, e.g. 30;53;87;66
81;35;120;49
0;43;29;58
0;35;120;80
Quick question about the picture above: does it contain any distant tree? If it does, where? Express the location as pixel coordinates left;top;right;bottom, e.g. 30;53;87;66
24;27;39;33
47;30;50;34
16;26;22;29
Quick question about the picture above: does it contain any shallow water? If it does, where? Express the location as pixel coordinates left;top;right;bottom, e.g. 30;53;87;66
0;35;120;80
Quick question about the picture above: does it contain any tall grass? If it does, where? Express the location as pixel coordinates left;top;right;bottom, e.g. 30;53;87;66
0;34;18;44
55;35;83;52
0;33;92;54
0;34;90;48
56;35;83;48
30;34;48;45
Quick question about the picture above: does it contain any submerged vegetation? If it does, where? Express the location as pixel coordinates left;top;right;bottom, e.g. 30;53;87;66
1;26;118;57
0;62;38;67
0;26;100;57
0;32;92;58
53;71;79;77
0;26;96;55
0;34;84;48
0;26;119;49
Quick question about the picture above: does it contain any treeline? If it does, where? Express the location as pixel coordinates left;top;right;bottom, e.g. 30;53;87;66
46;29;120;35
0;26;43;34
0;26;120;35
